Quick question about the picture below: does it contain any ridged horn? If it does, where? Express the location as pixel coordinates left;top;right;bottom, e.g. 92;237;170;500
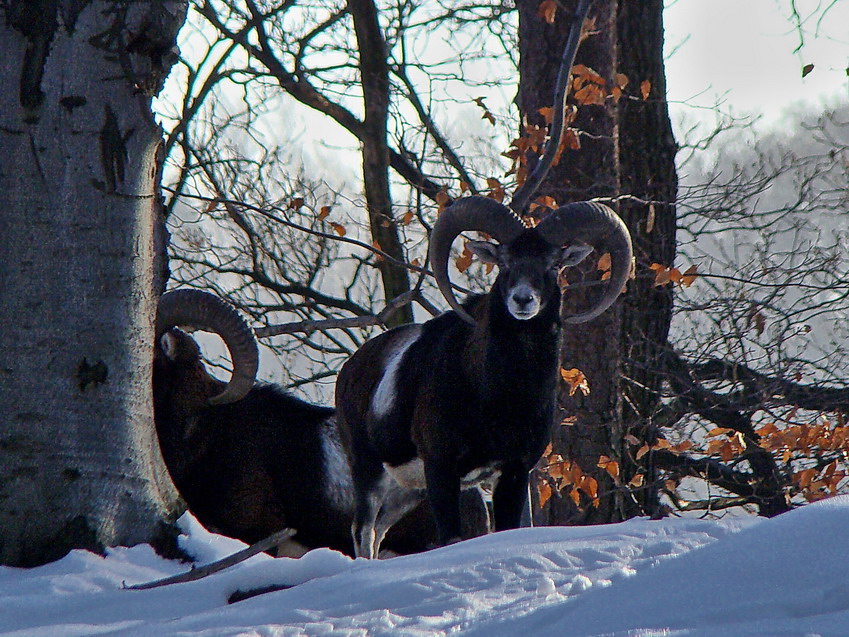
535;201;633;324
429;196;528;324
156;289;259;405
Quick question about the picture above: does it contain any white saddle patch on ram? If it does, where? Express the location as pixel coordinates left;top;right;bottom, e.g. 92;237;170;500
370;326;423;419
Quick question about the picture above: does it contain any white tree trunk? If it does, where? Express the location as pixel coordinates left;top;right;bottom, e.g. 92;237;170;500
0;1;186;566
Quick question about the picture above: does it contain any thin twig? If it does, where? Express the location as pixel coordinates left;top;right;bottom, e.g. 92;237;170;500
124;527;296;591
510;0;592;215
255;289;432;338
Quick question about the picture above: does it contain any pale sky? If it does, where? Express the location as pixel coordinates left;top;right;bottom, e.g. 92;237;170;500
664;0;849;125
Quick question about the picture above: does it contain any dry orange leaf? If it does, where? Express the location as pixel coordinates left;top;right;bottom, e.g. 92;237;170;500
560;127;581;152
538;481;553;508
546;461;566;481
597;455;620;480
531;195;558;212
646;203;656;233
456;243;474;274
538;0;557;24
318;205;331;221
610;86;622;103
673;440;693;453
581;475;599;499
572;64;606;86
668;268;683;284
640;79;651;100
707;427;733;437
681;264;698;287
795;468;817;489
330;222;346;237
486;177;505;203
574;83;606;106
289;197;305;210
649;263;672;286
755;422;779;436
561;367;590;396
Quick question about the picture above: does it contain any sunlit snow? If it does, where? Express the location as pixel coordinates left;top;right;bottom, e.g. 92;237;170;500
2;496;848;636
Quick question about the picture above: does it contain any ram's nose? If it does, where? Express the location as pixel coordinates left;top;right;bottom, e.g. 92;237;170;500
512;291;534;308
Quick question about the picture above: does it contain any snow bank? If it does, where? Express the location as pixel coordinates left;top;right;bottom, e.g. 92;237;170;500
1;496;847;636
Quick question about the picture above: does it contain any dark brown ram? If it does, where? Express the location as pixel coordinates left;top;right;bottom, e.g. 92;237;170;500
335;197;633;557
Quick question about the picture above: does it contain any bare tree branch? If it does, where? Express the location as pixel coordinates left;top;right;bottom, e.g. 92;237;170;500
124;527;296;591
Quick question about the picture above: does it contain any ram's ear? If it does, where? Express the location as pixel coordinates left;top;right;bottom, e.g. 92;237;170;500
160;331;180;361
467;241;500;265
560;244;594;267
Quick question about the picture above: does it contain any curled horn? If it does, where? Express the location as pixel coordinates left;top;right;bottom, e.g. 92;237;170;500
535;201;633;323
156;289;259;405
429;196;527;324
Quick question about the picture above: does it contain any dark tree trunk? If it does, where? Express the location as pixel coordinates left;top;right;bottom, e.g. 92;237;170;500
349;0;413;327
516;0;677;524
615;0;678;516
0;1;186;567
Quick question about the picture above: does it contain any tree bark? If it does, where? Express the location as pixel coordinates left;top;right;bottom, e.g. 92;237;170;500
516;0;677;524
348;0;414;327
615;0;678;516
0;1;186;567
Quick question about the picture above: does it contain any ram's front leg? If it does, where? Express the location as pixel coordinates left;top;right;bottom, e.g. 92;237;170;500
492;462;530;532
423;457;462;546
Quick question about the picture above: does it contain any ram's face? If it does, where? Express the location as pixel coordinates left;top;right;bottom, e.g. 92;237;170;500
469;232;593;321
157;328;202;365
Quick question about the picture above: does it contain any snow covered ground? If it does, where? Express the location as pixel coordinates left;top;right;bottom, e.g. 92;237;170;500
2;495;848;636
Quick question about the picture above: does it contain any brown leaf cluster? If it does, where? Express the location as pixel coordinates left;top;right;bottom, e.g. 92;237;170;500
572;64;607;106
649;263;698;287
756;420;849;501
537;444;599;508
455;242;474;274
